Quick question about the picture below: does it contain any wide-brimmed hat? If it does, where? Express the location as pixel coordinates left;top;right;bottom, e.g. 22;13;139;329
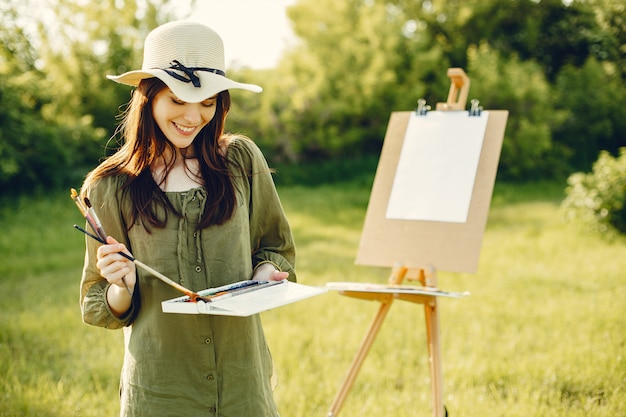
107;21;262;103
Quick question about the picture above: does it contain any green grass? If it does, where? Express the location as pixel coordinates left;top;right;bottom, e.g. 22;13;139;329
1;181;624;416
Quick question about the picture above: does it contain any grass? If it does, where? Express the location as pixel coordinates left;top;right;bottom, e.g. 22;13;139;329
0;180;624;416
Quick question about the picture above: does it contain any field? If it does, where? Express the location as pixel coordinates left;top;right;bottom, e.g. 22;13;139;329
1;180;624;416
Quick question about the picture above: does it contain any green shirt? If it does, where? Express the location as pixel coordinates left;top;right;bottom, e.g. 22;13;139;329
80;137;296;417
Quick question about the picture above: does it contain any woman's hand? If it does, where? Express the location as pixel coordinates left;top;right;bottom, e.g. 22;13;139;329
252;263;289;282
96;236;136;316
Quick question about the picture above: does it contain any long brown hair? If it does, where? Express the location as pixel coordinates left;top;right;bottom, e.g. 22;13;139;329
82;78;238;230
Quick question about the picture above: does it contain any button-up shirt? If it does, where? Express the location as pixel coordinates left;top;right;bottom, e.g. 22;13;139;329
79;137;296;417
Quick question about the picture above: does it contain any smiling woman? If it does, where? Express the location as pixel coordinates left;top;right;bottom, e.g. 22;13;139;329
75;20;296;417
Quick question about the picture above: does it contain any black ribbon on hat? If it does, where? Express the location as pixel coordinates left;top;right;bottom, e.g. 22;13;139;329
163;60;225;88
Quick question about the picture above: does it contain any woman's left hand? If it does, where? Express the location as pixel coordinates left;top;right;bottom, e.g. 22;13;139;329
253;263;289;281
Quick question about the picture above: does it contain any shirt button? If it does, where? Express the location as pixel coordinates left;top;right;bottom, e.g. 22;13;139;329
207;374;214;381
209;407;216;413
195;266;202;273
193;232;198;238
205;338;212;344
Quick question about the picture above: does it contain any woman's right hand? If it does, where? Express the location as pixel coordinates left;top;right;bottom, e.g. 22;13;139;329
96;236;136;289
96;236;136;316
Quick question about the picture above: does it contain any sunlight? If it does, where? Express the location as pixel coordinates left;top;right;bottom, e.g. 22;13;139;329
185;0;296;69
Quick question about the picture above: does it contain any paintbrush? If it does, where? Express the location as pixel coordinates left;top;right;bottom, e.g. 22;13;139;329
70;188;88;216
70;189;132;297
74;224;211;303
83;196;107;242
70;188;100;236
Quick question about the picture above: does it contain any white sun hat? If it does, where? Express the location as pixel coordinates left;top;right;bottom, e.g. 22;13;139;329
107;21;262;103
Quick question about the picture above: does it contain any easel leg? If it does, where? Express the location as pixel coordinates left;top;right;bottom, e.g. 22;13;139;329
327;295;394;417
327;267;408;417
421;268;445;417
424;299;444;416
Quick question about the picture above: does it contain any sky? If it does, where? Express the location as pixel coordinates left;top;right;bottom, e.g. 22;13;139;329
186;0;297;69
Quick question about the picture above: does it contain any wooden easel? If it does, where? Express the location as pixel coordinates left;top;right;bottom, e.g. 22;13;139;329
436;68;470;111
327;68;507;417
327;266;445;417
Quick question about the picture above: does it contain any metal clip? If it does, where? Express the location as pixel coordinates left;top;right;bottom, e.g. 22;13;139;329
469;99;483;116
416;98;431;116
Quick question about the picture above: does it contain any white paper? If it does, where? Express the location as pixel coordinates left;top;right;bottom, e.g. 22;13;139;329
386;111;489;223
162;281;326;317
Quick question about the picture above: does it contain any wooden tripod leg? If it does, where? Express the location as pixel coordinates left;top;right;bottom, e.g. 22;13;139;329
424;299;444;416
423;272;444;417
327;267;407;417
327;296;394;417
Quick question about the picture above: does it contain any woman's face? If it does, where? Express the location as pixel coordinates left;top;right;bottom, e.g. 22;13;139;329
152;88;218;149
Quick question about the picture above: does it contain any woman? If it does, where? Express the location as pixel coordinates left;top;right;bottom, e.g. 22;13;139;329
79;21;295;417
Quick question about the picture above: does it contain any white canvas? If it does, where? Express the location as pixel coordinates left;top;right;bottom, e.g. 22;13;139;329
386;111;489;223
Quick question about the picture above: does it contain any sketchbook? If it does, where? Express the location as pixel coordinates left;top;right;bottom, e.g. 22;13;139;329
162;280;326;317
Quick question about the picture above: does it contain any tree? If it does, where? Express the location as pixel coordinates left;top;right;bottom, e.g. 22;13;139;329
462;0;603;80
275;0;625;179
467;43;569;180
553;57;626;171
0;0;189;194
584;0;626;80
0;2;74;192
2;0;625;193
276;0;448;161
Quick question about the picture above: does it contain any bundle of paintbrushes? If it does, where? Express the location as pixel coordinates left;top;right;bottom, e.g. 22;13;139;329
70;188;212;303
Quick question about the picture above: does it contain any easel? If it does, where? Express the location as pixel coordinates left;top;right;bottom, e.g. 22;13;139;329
327;69;508;416
436;68;470;111
327;266;445;417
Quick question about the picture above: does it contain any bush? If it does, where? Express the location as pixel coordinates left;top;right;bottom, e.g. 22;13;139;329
271;154;378;187
561;148;626;235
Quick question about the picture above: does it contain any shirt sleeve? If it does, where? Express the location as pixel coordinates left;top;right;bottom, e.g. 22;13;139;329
79;176;139;329
229;137;297;282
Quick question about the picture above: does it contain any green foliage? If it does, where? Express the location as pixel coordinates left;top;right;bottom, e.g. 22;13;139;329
268;0;625;180
467;44;569;180
271;154;378;187
0;70;83;193
1;183;625;416
463;0;604;80
1;0;626;194
585;0;626;79
553;57;626;171
35;0;161;132
561;148;626;235
0;0;185;195
277;0;447;160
